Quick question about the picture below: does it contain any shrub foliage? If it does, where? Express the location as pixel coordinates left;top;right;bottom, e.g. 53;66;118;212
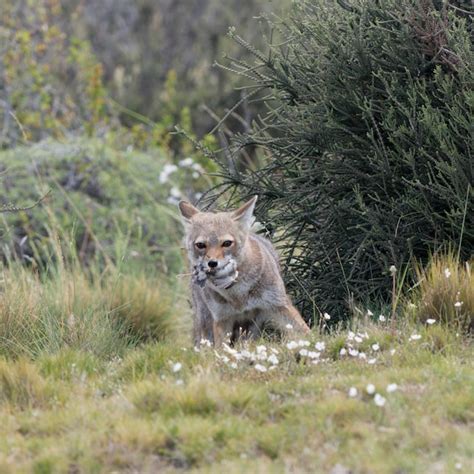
218;0;473;322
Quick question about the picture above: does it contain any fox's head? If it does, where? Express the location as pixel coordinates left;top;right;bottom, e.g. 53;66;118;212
178;196;257;272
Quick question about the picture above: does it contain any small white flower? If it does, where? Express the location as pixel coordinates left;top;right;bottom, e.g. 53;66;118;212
307;351;320;359
348;387;358;398
444;268;451;279
256;345;267;354
372;343;380;351
299;348;309;357
285;323;294;330
176;379;184;386
298;340;311;347
409;334;422;341
267;354;279;365
358;352;367;360
366;384;376;395
354;336;363;343
426;319;436;325
349;348;359;357
286;341;299;350
178;157;194;167
347;331;355;341
315;341;325;351
408;303;416;309
454;301;463;308
230;362;238;369
323;312;331;320
170;186;181;198
455;462;462;470
386;383;398;393
390;349;396;356
171;362;182;373
339;348;347;356
378;314;386;322
159;163;178;183
389;265;397;276
367;309;374;317
368;358;377;365
255;364;267;373
374;393;386;407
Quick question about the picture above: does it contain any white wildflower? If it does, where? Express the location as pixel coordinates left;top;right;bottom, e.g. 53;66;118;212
374;393;386;407
366;383;376;395
455;462;462;470
372;343;380;351
285;323;294;330
426;319;436;325
358;352;367;360
286;341;299;350
367;309;374;317
169;186;181;199
323;312;331;320
386;383;398;393
200;338;212;348
176;379;184;386
267;354;279;365
298;340;311;347
315;341;325;352
159;163;178;183
254;364;267;373
354;336;363;343
178;157;194;167
339;348;347;356
368;358;377;365
444;268;451;279
390;349;396;356
347;331;355;341
348;387;358;398
191;163;204;172
379;314;386;322
389;265;397;276
348;348;359;357
299;348;309;357
270;348;279;355
409;334;422;341
307;351;320;359
454;301;463;308
171;362;182;373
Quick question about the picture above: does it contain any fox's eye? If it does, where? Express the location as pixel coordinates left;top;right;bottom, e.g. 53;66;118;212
195;242;206;249
222;240;233;248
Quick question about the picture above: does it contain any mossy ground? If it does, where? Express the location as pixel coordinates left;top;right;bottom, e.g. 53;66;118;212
0;322;471;473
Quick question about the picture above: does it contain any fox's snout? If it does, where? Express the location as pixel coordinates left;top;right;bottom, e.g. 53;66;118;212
207;260;218;269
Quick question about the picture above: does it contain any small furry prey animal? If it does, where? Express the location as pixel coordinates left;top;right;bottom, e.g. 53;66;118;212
178;196;310;347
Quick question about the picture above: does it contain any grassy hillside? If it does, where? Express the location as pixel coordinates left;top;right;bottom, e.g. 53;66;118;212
0;323;471;473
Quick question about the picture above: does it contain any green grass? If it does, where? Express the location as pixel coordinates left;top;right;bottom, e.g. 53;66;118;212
0;323;471;473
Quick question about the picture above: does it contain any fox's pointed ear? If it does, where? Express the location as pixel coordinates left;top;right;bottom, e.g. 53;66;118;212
178;201;200;222
231;196;257;229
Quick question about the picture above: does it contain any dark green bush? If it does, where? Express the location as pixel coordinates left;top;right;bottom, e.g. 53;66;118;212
217;0;473;322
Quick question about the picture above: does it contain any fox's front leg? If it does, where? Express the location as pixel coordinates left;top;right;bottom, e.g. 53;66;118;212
192;286;214;346
257;304;310;337
212;318;234;347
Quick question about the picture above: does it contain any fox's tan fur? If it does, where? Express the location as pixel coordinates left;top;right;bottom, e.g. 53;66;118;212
179;196;310;346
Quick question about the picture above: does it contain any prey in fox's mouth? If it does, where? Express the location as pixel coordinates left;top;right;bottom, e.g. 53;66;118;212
192;257;238;289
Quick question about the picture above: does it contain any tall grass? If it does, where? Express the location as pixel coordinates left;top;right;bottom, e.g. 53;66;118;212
405;251;473;332
0;207;180;359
